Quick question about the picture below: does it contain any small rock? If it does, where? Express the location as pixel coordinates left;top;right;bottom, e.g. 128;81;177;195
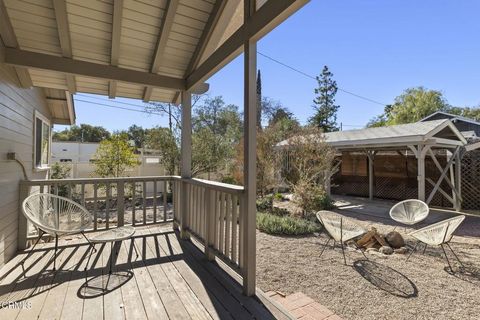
385;231;405;249
366;247;379;253
394;247;408;254
379;246;394;255
346;240;357;248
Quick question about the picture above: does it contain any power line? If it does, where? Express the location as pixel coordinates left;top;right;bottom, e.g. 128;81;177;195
75;99;163;116
76;94;150;109
257;51;388;107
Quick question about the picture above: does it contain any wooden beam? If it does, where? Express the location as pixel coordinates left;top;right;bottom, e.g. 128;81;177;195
0;0;33;88
185;0;226;76
4;48;186;90
366;151;375;200
143;0;180;102
186;0;309;90
52;0;76;93
109;0;124;99
242;0;256;297
427;148;462;203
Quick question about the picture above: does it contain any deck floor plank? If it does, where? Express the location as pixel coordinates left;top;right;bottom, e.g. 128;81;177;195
82;242;107;320
146;225;234;320
138;226;194;319
16;242;73;320
37;238;89;320
102;240;126;320
0;224;289;320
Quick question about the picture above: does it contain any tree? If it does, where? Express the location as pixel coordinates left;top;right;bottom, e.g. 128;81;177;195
93;133;138;177
256;69;262;129
53;124;110;142
286;126;336;216
145;127;179;175
367;87;450;127
308;66;340;132
448;106;480;121
191;96;242;177
127;125;146;149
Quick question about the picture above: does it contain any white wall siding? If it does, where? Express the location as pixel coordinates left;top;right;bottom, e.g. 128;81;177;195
0;46;51;267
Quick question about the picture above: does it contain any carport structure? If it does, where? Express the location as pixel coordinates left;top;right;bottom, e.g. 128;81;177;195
323;119;467;211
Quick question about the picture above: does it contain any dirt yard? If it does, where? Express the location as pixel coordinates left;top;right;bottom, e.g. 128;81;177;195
256;210;480;320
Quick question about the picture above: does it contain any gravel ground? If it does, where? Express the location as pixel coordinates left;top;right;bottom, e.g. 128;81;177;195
256;214;480;320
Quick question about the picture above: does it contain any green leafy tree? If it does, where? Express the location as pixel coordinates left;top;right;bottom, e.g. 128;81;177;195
49;162;72;197
308;66;340;132
448;106;480;121
53;124;110;142
127;125;146;149
367;87;450;127
145;127;180;175
93;133;138;177
192;96;242;177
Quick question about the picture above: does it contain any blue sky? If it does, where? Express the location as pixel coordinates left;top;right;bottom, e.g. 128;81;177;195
58;0;480;132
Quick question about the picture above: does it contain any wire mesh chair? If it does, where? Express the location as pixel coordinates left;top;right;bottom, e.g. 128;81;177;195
21;193;95;271
316;210;367;265
406;215;466;272
390;199;429;226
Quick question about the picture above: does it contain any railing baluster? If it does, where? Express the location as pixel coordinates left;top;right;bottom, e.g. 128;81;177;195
163;180;167;222
81;183;85;207
225;193;232;259
132;181;136;226
105;182;110;229
153;179;157;223
232;194;238;264
117;180;125;227
143;181;147;224
220;192;226;254
238;194;243;267
93;182;98;230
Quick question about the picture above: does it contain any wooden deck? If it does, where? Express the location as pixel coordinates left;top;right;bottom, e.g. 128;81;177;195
0;224;291;320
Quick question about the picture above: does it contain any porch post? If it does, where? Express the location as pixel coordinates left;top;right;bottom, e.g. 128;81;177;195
242;0;257;297
417;144;426;201
180;90;192;239
455;151;462;211
367;151;374;200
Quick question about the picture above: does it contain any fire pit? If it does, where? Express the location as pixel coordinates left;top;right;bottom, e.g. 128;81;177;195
354;227;407;255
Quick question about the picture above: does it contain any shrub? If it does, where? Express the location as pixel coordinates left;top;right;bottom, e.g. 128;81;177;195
273;192;284;201
293;180;334;218
221;175;238;185
256;212;321;236
256;195;273;212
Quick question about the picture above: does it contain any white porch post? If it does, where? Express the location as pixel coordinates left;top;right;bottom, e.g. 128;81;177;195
242;0;257;297
180;90;192;239
417;144;427;201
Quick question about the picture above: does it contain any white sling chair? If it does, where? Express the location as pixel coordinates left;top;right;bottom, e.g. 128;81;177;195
316;210;367;265
406;215;465;272
390;199;429;226
21;193;95;271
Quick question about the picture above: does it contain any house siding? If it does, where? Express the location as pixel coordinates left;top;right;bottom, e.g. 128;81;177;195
0;45;51;267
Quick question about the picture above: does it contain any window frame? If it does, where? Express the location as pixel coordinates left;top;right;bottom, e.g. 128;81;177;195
33;110;52;171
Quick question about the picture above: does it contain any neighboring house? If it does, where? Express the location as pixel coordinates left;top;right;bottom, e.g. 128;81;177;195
0;43;75;266
421;111;480;138
51;141;99;163
51;141;166;196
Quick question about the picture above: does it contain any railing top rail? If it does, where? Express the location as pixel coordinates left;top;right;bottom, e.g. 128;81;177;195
20;175;181;185
182;178;244;194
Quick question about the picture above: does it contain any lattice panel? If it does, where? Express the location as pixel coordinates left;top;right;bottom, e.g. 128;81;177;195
461;150;480;210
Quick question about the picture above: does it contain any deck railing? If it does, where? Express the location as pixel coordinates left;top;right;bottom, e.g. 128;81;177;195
19;175;251;290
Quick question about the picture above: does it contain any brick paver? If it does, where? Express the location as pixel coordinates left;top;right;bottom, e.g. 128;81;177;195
266;291;343;320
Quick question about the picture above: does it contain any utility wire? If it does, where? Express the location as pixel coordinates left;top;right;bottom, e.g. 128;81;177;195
257;51;388;107
75;99;163;116
76;94;150;109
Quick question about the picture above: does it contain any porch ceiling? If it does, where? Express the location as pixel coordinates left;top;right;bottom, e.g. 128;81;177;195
0;0;307;104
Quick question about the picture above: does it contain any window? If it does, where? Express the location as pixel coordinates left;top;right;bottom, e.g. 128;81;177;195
34;111;51;169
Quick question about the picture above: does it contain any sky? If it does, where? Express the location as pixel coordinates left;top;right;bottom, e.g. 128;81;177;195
57;0;480;132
